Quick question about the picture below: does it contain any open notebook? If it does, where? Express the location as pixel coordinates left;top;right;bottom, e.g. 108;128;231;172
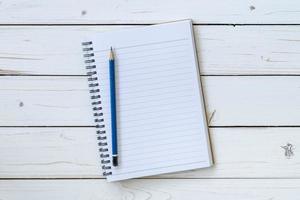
82;20;212;182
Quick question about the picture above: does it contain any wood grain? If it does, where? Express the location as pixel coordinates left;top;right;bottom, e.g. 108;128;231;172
1;76;300;126
1;0;300;24
1;127;298;178
1;26;300;75
1;179;300;200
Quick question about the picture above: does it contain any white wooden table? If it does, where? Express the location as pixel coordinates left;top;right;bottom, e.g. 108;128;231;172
1;1;300;199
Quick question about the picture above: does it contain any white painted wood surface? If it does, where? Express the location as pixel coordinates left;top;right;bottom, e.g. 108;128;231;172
1;26;300;75
1;179;300;200
1;0;300;199
1;76;300;126
0;127;299;178
1;0;300;24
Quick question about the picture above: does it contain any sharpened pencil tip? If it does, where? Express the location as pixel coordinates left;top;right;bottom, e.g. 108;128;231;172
109;47;114;60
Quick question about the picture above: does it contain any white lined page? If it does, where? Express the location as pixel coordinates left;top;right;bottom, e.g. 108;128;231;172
87;20;212;181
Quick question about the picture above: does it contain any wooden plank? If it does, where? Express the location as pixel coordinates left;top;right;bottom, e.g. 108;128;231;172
1;0;300;24
1;127;299;178
0;128;100;178
0;76;92;126
1;25;300;75
0;26;120;75
1;76;300;126
196;26;300;75
204;76;300;126
1;179;300;199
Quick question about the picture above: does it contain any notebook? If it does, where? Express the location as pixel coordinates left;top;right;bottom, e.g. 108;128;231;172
82;20;213;182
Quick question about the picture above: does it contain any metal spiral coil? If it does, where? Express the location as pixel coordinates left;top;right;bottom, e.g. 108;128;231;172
82;41;112;176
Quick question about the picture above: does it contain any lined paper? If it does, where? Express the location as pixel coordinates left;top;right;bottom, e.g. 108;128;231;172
87;20;212;181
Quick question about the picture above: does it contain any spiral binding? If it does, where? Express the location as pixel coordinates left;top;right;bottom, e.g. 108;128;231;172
82;41;112;177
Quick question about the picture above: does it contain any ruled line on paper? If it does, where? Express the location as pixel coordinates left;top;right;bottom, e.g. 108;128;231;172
113;161;206;176
93;38;189;53
121;148;204;164
114;119;203;135
121;131;202;147
95;49;189;64
115;110;200;127
99;71;194;89
95;54;189;68
120;144;204;161
101;83;195;100
105;43;189;57
99;63;193;82
118;122;204;139
112;162;206;177
101;99;201;117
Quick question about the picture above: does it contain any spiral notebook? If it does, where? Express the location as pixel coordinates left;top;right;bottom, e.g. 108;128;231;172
82;20;212;182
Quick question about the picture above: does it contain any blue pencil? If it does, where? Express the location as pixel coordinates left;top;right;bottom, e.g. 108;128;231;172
109;47;118;167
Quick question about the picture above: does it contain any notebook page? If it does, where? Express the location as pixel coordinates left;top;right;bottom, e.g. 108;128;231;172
88;20;212;181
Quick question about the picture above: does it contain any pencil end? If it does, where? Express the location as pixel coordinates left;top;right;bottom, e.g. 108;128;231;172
112;155;118;167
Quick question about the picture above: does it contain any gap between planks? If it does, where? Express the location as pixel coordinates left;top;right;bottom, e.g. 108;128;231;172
1;177;300;180
3;74;300;76
1;126;300;128
2;24;300;26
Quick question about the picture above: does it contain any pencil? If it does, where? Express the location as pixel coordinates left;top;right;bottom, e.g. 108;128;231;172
109;47;118;167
